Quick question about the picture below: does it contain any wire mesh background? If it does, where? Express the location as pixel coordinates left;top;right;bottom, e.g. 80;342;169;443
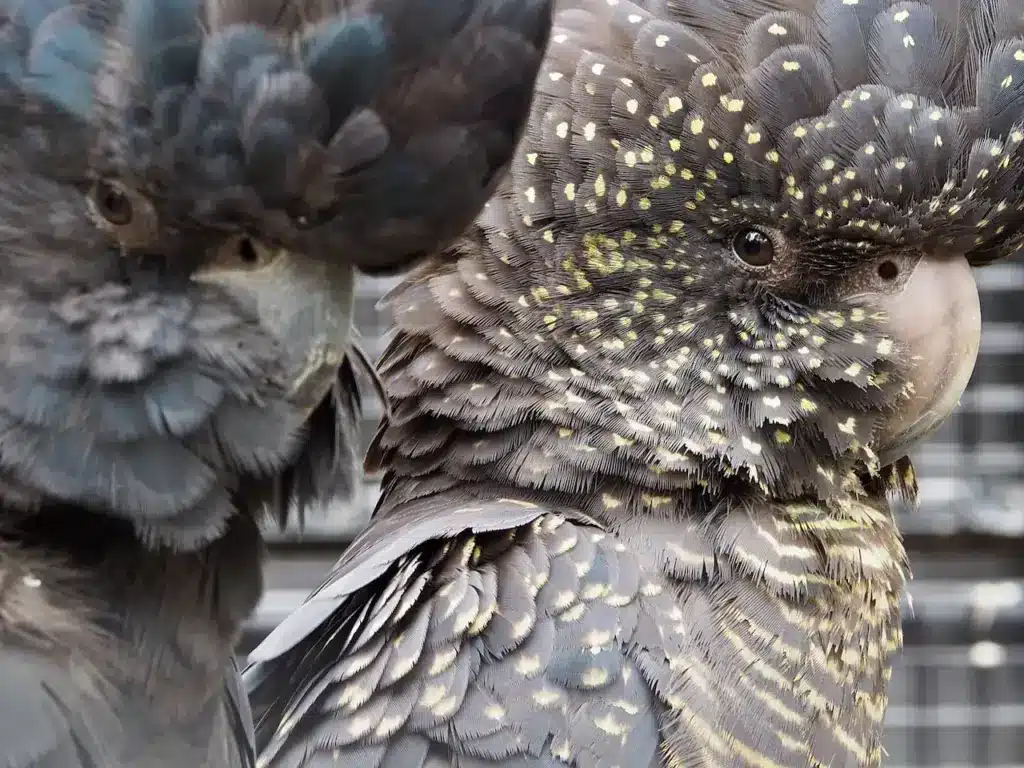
241;254;1024;767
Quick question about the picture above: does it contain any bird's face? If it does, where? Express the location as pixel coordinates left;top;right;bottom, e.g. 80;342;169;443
0;103;356;422
540;215;984;498
0;136;358;547
84;176;357;416
512;18;1024;500
660;218;982;471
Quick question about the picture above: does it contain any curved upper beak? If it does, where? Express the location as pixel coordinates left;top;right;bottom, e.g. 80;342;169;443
192;250;356;413
870;254;982;466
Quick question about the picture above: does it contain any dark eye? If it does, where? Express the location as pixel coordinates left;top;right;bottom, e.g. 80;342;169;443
91;180;134;226
236;236;259;264
731;228;775;267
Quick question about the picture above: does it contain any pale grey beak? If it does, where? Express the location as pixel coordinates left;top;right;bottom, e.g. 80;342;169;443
870;254;982;466
192;245;356;413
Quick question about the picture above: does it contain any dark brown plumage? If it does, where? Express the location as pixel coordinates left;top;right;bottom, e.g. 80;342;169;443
245;1;1024;766
0;0;551;765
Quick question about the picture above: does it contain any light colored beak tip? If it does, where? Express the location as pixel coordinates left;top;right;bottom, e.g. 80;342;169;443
193;250;358;408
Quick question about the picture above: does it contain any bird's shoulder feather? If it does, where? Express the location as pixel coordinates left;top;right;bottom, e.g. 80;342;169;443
246;501;678;767
246;488;910;766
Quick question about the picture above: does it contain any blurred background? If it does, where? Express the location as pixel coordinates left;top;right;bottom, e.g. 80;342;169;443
238;255;1024;768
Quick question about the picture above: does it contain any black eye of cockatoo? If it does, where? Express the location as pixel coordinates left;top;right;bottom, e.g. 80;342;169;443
245;1;1024;767
0;0;552;765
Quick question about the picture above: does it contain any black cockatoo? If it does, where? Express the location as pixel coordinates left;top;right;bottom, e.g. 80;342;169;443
245;0;1024;766
0;0;552;765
